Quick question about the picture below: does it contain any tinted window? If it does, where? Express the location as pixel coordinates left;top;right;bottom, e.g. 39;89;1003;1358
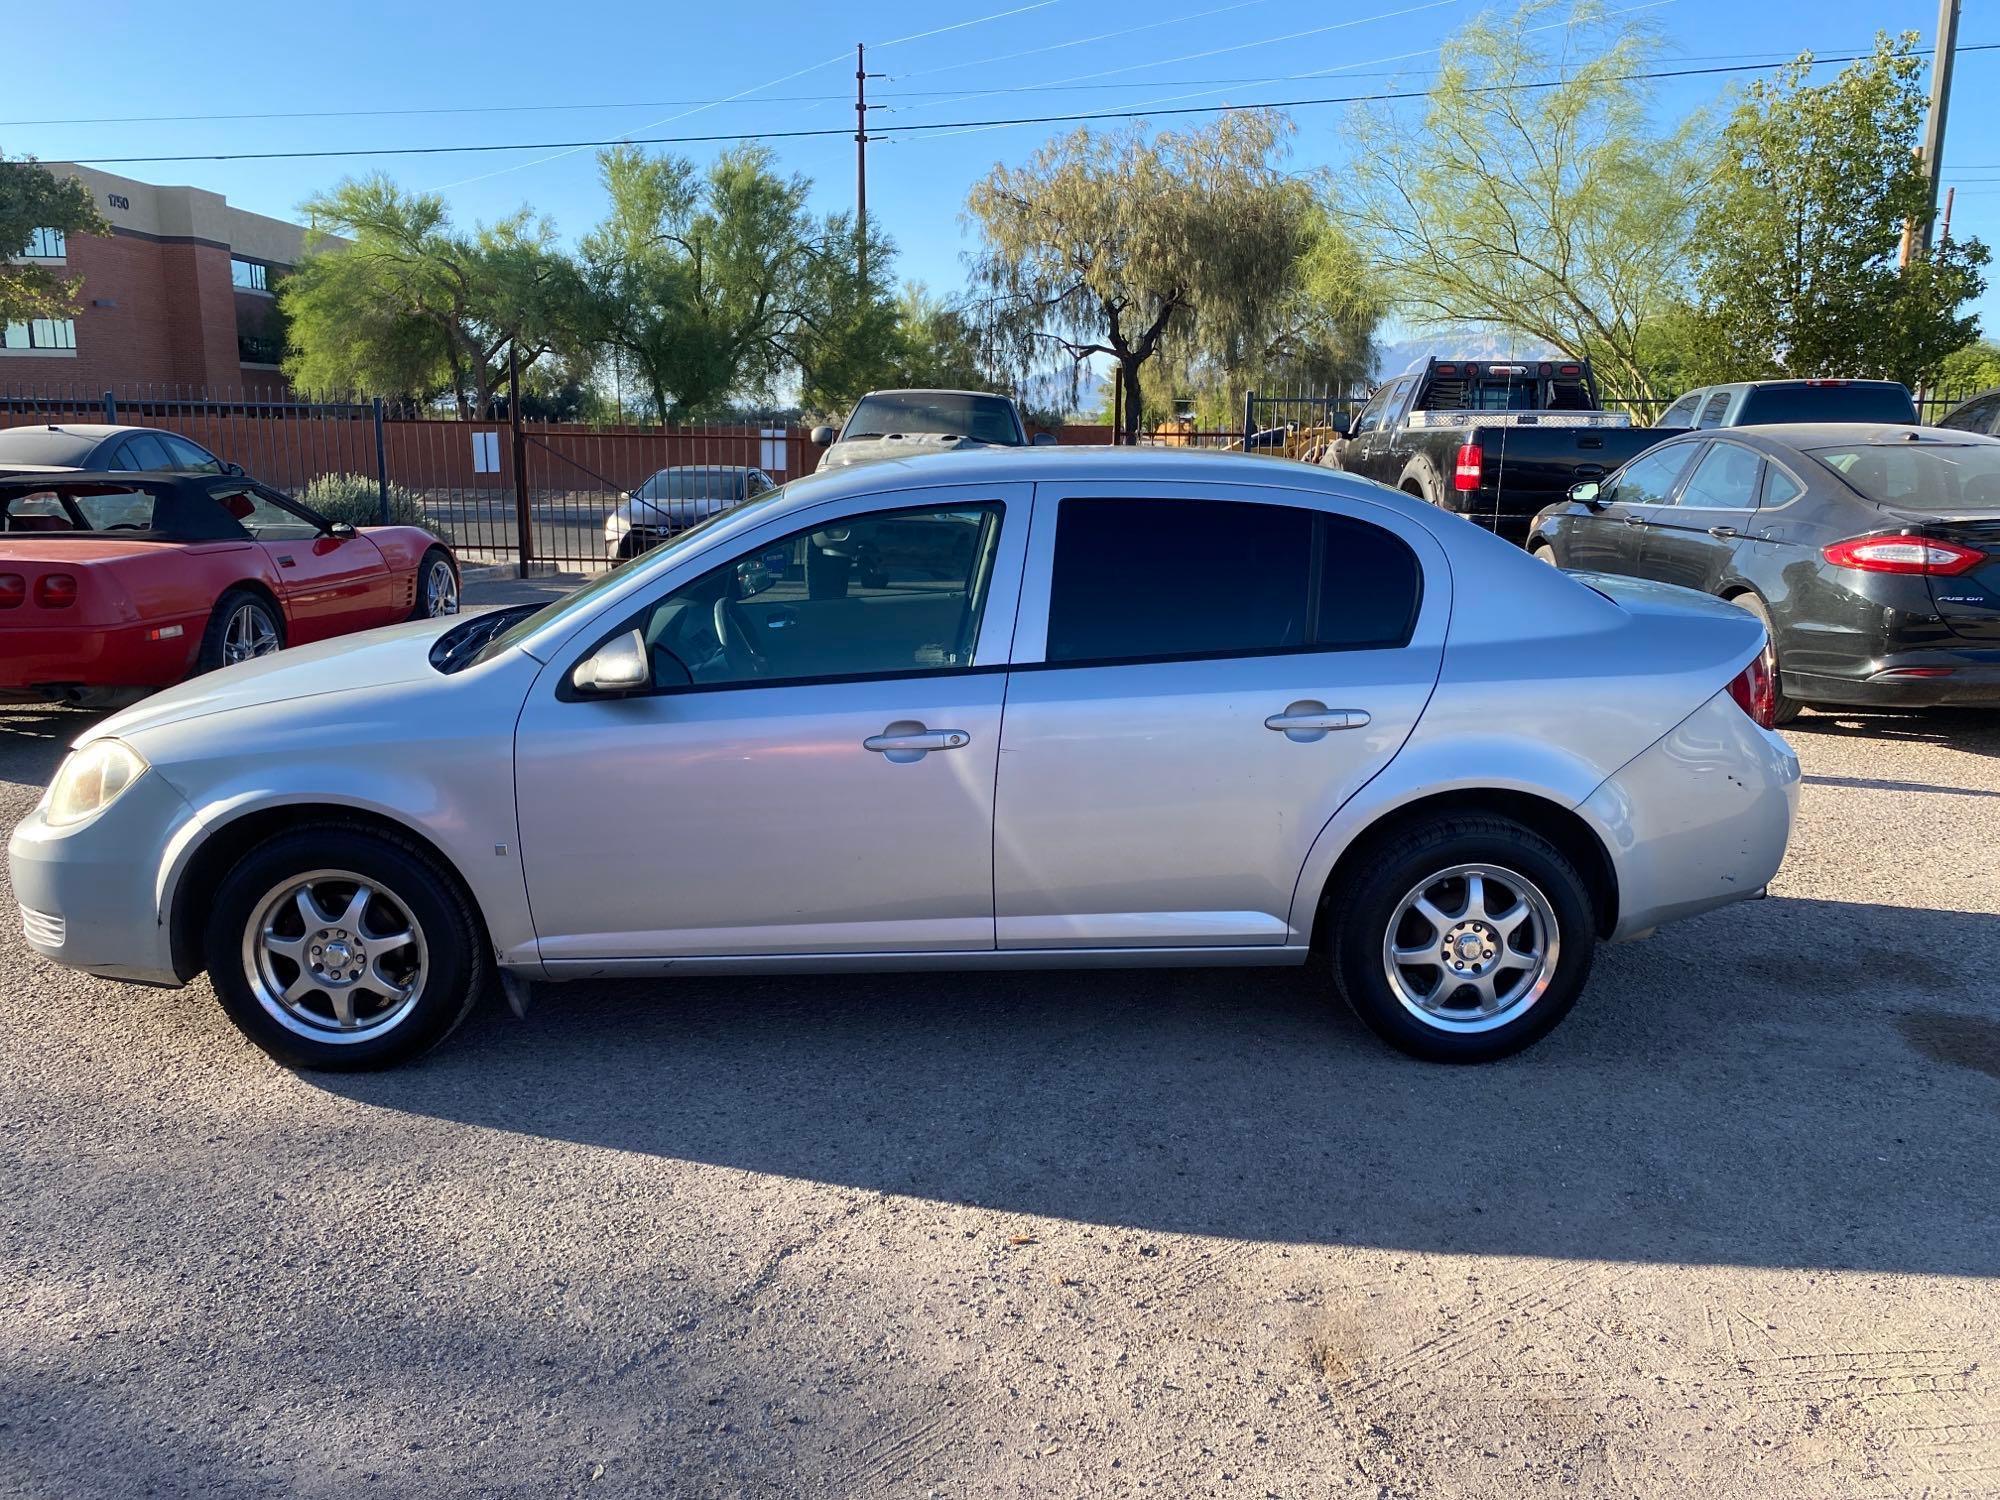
158;434;223;472
118;433;175;471
632;503;1004;689
0;428;100;466
1696;392;1732;429
842;393;1021;446
1762;465;1805;507
1045;498;1419;665
1940;393;2000;435
1736;383;1917;425
1659;394;1700;427
1811;443;2000;509
1611;444;1698;505
1350;386;1394;437
637;468;748;500
1673;442;1763;509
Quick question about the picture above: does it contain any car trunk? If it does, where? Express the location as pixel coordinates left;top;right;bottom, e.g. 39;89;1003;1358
1909;514;2000;642
0;539;167;629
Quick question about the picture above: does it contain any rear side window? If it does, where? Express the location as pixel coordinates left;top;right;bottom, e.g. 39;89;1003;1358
117;433;176;470
1045;497;1420;665
1674;442;1763;509
1659;393;1701;427
1696;392;1732;429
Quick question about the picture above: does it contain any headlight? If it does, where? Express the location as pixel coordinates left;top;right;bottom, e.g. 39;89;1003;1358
604;512;631;542
44;739;148;828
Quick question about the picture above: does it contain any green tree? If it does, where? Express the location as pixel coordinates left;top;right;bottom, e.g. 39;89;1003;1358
1342;1;1709;418
888;285;995;391
1939;339;2000;396
282;177;583;415
967;110;1314;444
577;145;898;420
1691;33;1988;390
0;155;110;324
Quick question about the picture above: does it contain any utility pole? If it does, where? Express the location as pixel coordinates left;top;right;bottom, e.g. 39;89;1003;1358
1919;0;1961;254
855;43;885;281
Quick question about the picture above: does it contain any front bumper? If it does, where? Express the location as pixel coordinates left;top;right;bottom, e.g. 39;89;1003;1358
1787;644;2000;708
8;770;202;986
1579;691;1801;942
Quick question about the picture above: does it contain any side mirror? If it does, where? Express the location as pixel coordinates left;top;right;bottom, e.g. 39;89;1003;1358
1328;412;1351;437
809;425;835;447
326;520;357;539
224;461;246;477
1568;480;1603;508
1030;431;1057;446
571;628;651;694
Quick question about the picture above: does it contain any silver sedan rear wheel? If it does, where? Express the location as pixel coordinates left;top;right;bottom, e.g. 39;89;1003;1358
241;869;429;1043
1381;862;1560;1033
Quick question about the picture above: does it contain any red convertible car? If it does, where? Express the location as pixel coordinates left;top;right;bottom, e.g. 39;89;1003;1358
1;471;458;705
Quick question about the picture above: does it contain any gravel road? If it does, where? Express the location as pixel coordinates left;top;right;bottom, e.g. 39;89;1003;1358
3;701;1997;1499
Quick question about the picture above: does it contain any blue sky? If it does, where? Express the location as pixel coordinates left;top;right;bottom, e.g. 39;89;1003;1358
7;0;1997;334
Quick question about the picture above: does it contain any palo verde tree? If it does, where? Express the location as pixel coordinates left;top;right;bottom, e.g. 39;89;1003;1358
1342;1;1709;418
1690;33;1989;390
966;110;1314;444
282;177;582;415
577;145;899;420
0;155;110;324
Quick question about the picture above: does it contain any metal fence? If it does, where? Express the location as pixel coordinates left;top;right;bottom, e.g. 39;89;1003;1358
0;381;822;574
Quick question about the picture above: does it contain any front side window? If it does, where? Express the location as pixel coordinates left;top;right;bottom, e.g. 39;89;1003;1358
1350;386;1393;437
158;433;223;472
1044;497;1421;666
214;485;320;541
621;503;1004;691
1672;441;1763;510
1610;444;1698;506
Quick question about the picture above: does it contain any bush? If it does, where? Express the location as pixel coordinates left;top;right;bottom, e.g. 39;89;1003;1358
297;472;447;539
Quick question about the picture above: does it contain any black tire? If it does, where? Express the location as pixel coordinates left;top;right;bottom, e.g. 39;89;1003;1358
202;823;485;1071
410;547;460;620
1725;592;1801;725
1325;814;1597;1063
195;588;284;674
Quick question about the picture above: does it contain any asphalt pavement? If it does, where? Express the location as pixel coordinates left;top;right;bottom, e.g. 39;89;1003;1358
3;702;1997;1498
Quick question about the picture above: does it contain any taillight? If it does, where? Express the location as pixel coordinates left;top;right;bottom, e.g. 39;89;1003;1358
1821;534;1984;576
0;573;23;609
1803;379;1851;387
1726;651;1777;729
34;573;77;608
1452;442;1483;492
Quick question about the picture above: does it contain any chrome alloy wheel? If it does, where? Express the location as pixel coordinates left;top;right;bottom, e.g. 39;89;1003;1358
424;559;460;617
241;870;429;1042
1381;863;1560;1033
222;602;280;664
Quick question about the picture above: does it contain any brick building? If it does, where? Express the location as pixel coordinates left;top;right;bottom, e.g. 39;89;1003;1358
2;164;334;398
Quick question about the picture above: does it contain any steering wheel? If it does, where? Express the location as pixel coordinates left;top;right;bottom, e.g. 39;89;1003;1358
713;596;770;677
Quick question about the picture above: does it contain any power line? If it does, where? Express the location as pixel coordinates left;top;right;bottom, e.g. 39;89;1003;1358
53;44;2000;168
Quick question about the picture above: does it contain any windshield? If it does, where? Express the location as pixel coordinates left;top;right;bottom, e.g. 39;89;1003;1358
1738;384;1916;425
467;483;792;667
636;468;747;501
1810;443;2000;509
841;392;1022;446
0;428;99;465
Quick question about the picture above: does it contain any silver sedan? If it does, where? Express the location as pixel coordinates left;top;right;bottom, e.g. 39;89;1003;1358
10;449;1799;1070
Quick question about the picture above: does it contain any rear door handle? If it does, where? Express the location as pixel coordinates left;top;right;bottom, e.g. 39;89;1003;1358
1264;702;1371;742
1707;525;1739;539
863;722;970;762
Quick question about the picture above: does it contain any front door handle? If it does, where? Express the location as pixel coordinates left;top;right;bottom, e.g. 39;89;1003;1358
1264;702;1371;743
863;721;970;763
1622;513;1648;527
1707;525;1739;539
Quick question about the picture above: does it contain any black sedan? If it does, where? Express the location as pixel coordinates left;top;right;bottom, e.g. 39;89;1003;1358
1528;424;2000;720
0;422;238;475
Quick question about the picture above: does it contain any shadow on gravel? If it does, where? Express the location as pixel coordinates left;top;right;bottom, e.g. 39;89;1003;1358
1787;705;2000;756
322;894;2000;1278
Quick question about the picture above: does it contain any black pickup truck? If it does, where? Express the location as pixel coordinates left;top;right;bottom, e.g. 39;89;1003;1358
1322;358;1673;544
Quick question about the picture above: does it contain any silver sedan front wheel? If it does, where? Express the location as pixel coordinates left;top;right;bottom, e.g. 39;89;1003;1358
242;870;429;1042
1382;863;1559;1033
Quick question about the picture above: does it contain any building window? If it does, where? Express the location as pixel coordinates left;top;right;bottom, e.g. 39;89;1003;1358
22;227;67;259
1;319;79;351
231;257;269;291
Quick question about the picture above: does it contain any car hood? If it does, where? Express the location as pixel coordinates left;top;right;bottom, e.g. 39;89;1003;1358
615;493;730;526
85;615;462;746
818;434;1009;470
